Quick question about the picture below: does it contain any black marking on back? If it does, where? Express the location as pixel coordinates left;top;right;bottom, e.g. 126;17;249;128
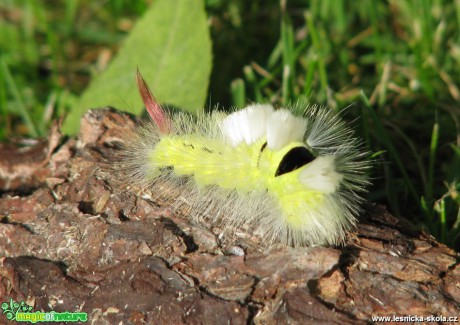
260;142;267;152
275;147;315;177
257;142;268;167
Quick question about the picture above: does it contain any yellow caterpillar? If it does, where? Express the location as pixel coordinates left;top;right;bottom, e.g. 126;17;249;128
121;71;371;247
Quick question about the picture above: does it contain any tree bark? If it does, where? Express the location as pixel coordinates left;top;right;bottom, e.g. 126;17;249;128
0;108;459;324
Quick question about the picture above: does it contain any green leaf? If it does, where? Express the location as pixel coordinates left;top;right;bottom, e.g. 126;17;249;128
63;0;212;134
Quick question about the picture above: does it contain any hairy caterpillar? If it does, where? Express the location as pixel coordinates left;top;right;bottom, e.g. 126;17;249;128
121;71;371;247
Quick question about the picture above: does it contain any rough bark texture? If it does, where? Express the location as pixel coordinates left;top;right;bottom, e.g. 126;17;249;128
0;108;459;324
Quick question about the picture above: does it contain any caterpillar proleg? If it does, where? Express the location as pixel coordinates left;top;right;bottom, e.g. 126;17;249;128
121;71;371;247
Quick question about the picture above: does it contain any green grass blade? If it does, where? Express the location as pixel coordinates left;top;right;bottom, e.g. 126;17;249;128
1;57;38;137
305;12;328;102
427;118;440;204
231;78;246;109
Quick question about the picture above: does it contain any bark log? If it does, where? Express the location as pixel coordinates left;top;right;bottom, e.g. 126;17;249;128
0;108;459;324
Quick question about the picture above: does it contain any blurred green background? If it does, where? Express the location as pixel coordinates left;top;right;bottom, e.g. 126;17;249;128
1;0;459;248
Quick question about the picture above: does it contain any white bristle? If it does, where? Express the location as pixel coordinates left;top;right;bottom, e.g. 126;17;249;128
220;104;274;146
298;156;343;193
266;109;307;150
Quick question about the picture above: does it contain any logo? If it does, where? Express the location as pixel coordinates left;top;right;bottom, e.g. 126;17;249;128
1;298;87;323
